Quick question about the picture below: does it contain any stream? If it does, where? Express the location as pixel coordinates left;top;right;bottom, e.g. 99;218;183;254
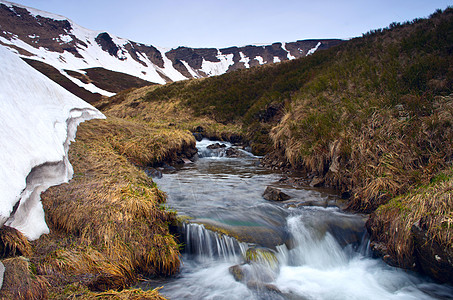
149;139;453;300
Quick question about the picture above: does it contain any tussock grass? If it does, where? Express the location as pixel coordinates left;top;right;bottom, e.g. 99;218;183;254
104;117;196;166
80;288;166;300
0;226;32;258
369;169;453;266
0;256;49;299
272;94;453;212
29;117;185;295
102;85;244;142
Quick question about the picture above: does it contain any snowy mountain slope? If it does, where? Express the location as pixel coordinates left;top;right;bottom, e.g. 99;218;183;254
0;44;104;240
0;0;343;101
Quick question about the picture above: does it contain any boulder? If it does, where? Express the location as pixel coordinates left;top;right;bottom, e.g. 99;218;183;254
262;186;291;201
225;147;247;158
412;224;453;284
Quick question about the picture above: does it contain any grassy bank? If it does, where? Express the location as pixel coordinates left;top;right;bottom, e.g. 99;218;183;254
0;116;196;298
367;168;453;281
98;85;245;143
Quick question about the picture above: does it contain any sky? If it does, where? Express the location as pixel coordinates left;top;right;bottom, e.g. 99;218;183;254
8;0;453;49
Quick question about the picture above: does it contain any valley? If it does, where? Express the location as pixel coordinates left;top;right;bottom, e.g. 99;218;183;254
0;1;452;299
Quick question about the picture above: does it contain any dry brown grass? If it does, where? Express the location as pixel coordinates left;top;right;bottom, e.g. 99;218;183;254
0;257;49;300
102;86;244;142
271;94;453;212
27;116;188;296
76;288;166;300
0;226;32;258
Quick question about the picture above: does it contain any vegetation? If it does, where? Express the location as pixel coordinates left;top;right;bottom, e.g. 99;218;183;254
100;85;244;142
1;116;196;298
367;168;453;275
2;6;452;297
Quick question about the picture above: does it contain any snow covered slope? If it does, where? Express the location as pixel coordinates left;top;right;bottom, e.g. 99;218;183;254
0;1;342;101
0;44;104;240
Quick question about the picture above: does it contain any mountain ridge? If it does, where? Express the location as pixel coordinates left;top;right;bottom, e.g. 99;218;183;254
0;0;342;101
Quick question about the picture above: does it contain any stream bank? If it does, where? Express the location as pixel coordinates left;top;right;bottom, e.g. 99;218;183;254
147;139;453;299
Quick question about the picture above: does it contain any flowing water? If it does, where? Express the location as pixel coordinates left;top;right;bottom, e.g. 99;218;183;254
150;139;453;300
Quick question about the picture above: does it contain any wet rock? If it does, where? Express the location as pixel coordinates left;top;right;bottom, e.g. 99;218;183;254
181;158;192;164
262;186;291;201
229;264;246;282
145;168;162;179
246;281;281;294
162;163;176;171
309;177;324;187
245;248;278;270
412;223;453;284
225;147;247;158
207;143;227;150
193;132;203;141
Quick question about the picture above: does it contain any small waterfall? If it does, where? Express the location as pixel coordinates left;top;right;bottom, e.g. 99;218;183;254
196;139;232;158
181;223;247;261
278;215;348;268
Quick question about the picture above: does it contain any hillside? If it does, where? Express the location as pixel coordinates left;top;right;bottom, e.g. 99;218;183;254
103;7;453;283
0;0;341;102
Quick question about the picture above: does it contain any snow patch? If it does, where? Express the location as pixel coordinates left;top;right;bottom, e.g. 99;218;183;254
307;42;321;56
59;34;72;43
0;0;68;21
282;43;296;60
239;52;250;68
255;56;265;65
181;60;201;78
200;51;234;76
273;56;281;63
0;45;104;240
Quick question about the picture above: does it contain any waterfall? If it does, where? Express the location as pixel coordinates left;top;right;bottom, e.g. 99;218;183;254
181;223;247;261
280;215;348;268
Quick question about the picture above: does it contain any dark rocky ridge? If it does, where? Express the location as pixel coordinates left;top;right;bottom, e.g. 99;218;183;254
0;3;85;58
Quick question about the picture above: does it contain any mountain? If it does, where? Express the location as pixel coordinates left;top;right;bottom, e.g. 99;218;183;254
0;0;342;102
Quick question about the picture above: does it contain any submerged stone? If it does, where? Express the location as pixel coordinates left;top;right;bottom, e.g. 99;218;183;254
245;248;279;270
229;264;246;282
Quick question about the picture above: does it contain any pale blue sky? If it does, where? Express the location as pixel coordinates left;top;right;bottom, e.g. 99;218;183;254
8;0;453;48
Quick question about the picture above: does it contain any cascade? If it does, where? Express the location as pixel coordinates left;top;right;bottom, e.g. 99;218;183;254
181;222;247;261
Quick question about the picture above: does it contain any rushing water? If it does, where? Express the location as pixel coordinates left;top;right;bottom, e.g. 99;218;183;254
150;139;453;300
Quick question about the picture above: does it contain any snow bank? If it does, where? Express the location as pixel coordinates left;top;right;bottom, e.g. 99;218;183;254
0;45;105;240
